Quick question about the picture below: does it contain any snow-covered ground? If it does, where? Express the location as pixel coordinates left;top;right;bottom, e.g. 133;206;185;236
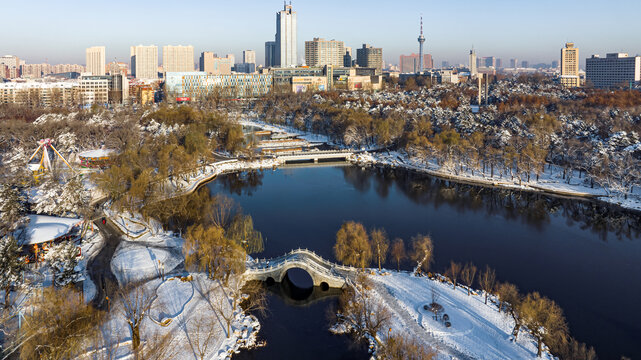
239;116;330;144
368;271;554;360
83;274;261;360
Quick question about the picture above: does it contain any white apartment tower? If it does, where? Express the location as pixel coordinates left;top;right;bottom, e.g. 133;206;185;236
243;50;256;64
275;3;297;67
130;45;158;79
163;45;194;73
85;46;106;76
469;49;478;77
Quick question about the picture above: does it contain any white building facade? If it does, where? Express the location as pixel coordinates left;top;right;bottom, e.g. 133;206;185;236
130;45;158;79
586;53;641;89
275;4;297;67
85;46;106;76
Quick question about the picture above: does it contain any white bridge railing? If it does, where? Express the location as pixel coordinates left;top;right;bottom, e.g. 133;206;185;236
245;248;357;279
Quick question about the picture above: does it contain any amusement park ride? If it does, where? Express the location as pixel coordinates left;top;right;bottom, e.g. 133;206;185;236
27;138;74;177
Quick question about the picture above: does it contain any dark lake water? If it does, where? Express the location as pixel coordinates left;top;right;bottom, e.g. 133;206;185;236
208;164;641;359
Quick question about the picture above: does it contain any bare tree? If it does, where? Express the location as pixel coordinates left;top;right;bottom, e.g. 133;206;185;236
210;277;266;338
369;228;389;271
444;261;461;289
334;221;372;269
335;274;391;343
521;292;568;357
496;282;523;340
118;283;157;351
460;262;477;295
390;238;406;271
410;234;433;276
207;194;239;229
133;327;179;360
378;333;436;360
478;265;496;304
18;287;103;360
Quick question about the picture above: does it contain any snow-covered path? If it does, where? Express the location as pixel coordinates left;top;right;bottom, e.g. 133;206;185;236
368;272;554;360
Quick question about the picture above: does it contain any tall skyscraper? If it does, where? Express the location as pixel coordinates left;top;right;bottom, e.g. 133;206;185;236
243;50;256;65
130;45;158;79
304;38;345;67
469;49;477;76
85;46;106;76
275;3;297;67
417;16;426;73
510;58;519;68
561;42;580;88
162;45;194;73
265;41;276;67
356;44;383;72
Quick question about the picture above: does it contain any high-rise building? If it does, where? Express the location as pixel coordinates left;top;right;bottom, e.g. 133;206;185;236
521;60;529;68
561;42;580;88
399;54;433;73
304;38;345;67
586;53;641;89
344;47;353;67
275;3;297;67
86;46;106;76
496;58;502;68
441;60;450;68
199;52;232;75
265;41;276;67
356;44;383;72
0;55;20;79
417;16;426;73
510;58;519;68
482;56;496;68
243;50;256;65
130;45;158;79
469;49;477;76
162;45;194;73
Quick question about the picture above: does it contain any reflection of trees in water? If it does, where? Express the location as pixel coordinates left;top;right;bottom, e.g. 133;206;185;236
341;166;641;241
218;170;265;196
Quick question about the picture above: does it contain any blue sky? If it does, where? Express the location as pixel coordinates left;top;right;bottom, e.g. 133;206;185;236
2;0;640;67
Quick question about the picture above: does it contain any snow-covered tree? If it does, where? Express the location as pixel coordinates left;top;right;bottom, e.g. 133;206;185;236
44;241;82;287
0;184;27;235
0;236;25;308
33;175;88;217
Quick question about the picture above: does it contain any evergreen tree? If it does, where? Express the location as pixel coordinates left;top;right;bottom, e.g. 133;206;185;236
0;185;27;235
0;236;26;308
44;241;82;287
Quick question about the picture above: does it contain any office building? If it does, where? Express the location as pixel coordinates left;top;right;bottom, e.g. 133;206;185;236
265;41;276;67
162;45;194;73
560;43;580;88
199;52;232;75
356;44;383;72
235;63;256;73
521;60;529;68
165;72;272;99
275;3;297;67
510;58;518;68
496;58;502;68
586;53;641;88
399;54;433;73
482;56;496;68
304;38;345;67
130;45;158;79
243;50;256;65
86;46;106;76
343;47;353;67
469;49;477;76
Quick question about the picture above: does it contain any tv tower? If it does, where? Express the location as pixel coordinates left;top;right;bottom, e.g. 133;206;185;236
417;16;426;73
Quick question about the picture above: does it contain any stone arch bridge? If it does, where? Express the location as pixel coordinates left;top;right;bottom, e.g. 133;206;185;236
244;248;356;289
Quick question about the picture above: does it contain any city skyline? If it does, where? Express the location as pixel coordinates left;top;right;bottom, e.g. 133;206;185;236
2;0;641;67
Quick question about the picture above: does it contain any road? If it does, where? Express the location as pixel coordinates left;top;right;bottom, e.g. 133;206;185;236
87;217;122;310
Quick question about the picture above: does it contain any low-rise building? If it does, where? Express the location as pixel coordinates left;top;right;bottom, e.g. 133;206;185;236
166;72;272;99
292;76;328;92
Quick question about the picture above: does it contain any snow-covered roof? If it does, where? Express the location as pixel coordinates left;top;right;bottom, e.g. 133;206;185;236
20;215;81;245
78;149;115;158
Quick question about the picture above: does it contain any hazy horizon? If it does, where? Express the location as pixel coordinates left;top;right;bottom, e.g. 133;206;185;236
3;0;640;68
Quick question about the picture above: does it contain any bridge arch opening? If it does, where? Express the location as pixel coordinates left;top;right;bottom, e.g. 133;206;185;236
265;277;275;286
320;282;329;291
282;268;314;300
